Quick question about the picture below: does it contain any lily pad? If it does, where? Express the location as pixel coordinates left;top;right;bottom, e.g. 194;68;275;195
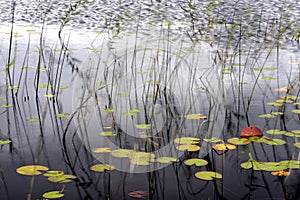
195;171;222;181
26;118;40;123
184;114;207;119
212;143;236;151
0;139;11;145
156;157;179;164
42;191;64;199
266;129;286;135
227;137;250;145
259;114;275;118
248;136;268;143
129;152;155;165
174;137;200;145
241;159;299;171
1;104;13;108
176;144;201;152
111;149;133;158
43;171;64;177
292;109;300;114
184;158;208;167
92;147;111;153
56;113;70;118
90;164;115;172
16;165;49;176
135;124;151;130
103;108;114;113
294;142;300;148
263;138;286;146
48;174;76;183
271;170;290;176
267;102;283;106
124;109;140;116
100;131;116;136
203;138;222;143
261;76;275;80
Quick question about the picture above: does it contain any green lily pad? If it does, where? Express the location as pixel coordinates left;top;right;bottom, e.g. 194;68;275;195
292;109;300;114
294;142;300;148
135;124;151;130
271;112;284;116
38;84;52;88
266;129;286;135
184;158;208;167
45;94;55;98
0;139;11;145
156;157;179;164
195;171;222;181
124;109;140;116
92;147;111;153
43;171;64;177
263;138;286;145
261;76;275;80
227;137;250;145
259;114;275;118
16;165;49;176
56;113;70;118
248;136;268;143
42;191;64;199
241;159;300;171
284;132;300;137
174;137;200;145
90;164;115;172
111;149;133;158
103;108;114;113
184;114;207;119
176;144;201;152
48;174;76;183
100;131;116;136
129;152;155;165
203;138;222;143
267;102;283;106
2;104;13;108
26;118;40;123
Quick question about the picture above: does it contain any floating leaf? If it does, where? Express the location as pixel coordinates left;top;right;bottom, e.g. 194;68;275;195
26;118;40;123
92;147;111;153
124;109;140;116
103;108;114;113
292;109;300;114
48;174;76;183
276;87;293;92
2;104;13;108
111;149;133;158
90;164;115;172
276;99;293;104
156;157;179;164
174;137;200;145
184;158;208;167
195;171;222;181
203;138;222;143
248;136;268;143
128;191;149;198
16;165;49;176
100;131;116;136
281;95;298;100
212;143;236;151
44;171;64;177
294;142;300;148
8;85;19;90
38;84;52;88
267;102;283;106
42;191;64;199
271;112;284;116
227;137;250;145
135;124;151;130
241;160;300;171
284;132;300;137
271;170;290;176
0;139;11;145
45;94;55;98
176;144;201;152
261;76;275;80
129;152;155;165
56;113;70;118
259;114;275;118
266;129;286;135
184;114;207;119
263;138;286;146
59;85;69;90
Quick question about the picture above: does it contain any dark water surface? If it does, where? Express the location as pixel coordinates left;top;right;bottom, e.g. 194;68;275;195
0;1;300;200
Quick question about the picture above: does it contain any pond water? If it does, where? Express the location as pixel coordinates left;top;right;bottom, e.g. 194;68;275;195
1;0;300;200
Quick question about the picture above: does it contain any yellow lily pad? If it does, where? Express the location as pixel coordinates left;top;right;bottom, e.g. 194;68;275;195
156;157;179;164
176;144;201;152
111;149;133;158
195;171;222;181
16;165;49;176
212;143;236;151
90;164;115;172
184;114;207;119
92;147;111;153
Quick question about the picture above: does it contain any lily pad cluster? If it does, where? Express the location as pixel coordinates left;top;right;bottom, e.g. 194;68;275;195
16;165;77;199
